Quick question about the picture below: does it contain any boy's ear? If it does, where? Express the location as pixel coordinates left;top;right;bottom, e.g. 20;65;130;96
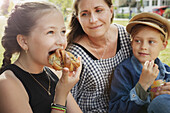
161;40;168;50
16;34;28;51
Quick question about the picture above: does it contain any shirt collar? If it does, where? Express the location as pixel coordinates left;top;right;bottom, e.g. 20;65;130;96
131;55;166;79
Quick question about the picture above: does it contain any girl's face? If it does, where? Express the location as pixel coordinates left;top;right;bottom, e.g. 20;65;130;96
131;26;167;66
77;0;113;38
26;10;67;67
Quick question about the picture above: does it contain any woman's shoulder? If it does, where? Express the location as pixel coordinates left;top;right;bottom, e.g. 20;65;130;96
67;43;87;56
110;23;129;37
111;23;126;30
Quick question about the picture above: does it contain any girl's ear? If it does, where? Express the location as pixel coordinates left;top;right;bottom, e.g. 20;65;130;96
162;40;168;50
16;34;28;51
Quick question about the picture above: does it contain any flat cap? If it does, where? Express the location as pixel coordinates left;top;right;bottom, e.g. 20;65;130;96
126;12;170;40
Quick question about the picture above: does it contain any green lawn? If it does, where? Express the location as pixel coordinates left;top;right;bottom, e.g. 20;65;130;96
0;17;170;66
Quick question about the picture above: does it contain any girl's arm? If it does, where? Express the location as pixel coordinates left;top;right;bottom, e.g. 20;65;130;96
0;70;33;113
52;57;82;113
66;92;82;113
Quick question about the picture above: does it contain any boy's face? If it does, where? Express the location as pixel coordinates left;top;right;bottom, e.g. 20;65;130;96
131;26;167;66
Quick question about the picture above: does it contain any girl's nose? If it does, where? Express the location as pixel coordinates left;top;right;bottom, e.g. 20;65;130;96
55;35;67;49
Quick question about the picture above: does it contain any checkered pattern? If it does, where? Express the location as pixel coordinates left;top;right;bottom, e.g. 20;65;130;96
66;24;132;113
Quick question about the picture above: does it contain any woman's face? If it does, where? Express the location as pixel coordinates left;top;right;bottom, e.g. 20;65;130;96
77;0;113;38
26;10;67;67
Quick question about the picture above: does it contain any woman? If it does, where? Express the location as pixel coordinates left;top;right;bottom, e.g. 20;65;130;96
66;0;132;112
0;2;82;113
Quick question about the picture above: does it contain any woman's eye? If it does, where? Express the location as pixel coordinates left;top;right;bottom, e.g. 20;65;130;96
47;31;54;34
96;9;102;13
81;13;88;16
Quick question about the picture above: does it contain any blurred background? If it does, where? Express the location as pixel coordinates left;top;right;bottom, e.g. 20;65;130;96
0;0;169;19
0;0;170;66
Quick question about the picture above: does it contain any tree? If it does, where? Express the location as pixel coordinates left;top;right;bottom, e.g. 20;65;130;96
137;0;144;13
164;8;170;19
49;0;72;16
1;0;10;15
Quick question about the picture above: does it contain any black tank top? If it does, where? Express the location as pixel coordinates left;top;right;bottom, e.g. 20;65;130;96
1;64;59;113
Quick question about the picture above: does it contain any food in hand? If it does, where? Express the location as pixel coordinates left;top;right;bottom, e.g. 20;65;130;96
48;49;80;71
150;79;165;100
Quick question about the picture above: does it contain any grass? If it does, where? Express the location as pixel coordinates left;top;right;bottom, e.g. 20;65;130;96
0;16;170;66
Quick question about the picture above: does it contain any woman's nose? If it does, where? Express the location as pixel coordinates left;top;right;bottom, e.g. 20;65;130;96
89;13;97;23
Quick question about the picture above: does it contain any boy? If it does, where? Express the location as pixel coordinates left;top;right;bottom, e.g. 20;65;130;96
109;12;170;113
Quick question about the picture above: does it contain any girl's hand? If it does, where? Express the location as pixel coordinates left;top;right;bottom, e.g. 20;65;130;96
138;60;159;91
54;56;82;105
59;56;81;93
155;82;170;96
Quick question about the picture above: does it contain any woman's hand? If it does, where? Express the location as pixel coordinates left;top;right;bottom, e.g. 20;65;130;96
155;82;170;96
54;56;82;105
138;60;159;91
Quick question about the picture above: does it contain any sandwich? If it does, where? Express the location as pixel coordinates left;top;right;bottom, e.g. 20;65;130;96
49;49;80;71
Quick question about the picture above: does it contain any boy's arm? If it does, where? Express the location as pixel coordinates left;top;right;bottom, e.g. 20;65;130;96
135;82;149;101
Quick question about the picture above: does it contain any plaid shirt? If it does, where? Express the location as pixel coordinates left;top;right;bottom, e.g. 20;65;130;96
66;24;132;113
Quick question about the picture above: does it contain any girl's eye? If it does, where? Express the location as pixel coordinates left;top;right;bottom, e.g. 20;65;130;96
61;30;66;35
47;31;54;34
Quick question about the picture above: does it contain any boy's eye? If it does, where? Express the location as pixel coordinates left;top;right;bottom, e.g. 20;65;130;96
149;41;154;44
135;40;140;43
47;31;54;34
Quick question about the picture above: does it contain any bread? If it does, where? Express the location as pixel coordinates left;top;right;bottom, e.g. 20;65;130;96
48;49;80;71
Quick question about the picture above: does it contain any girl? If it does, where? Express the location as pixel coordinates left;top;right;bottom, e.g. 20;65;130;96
0;2;82;113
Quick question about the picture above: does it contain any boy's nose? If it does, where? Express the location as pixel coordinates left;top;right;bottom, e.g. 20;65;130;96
141;42;148;50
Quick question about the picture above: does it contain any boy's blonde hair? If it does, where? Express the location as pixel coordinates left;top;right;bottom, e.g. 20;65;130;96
130;24;165;42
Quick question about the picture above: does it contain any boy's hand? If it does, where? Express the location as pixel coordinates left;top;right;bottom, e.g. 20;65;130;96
155;82;170;96
138;60;159;91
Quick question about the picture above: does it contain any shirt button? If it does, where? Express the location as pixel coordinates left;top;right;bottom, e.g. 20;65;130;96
132;94;136;98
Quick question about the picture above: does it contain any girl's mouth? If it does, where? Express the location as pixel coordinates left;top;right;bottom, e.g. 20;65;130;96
49;50;56;55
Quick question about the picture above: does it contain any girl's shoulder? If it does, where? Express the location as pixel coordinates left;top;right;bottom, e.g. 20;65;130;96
0;69;28;100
